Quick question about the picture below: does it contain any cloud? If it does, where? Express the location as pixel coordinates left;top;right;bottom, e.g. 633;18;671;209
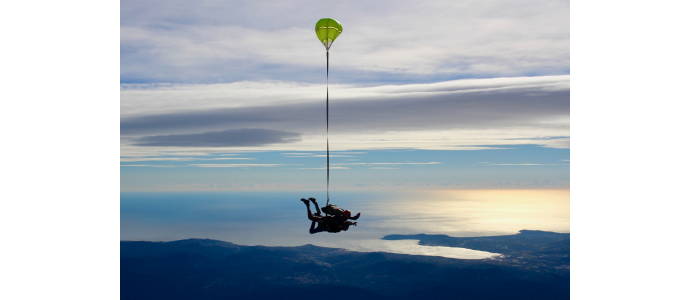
335;162;440;166
281;152;366;156
120;76;569;154
120;0;569;84
189;164;294;168
133;128;301;147
120;75;568;118
488;163;568;166
207;157;256;160
283;155;356;158
120;157;197;162
540;138;570;149
121;76;568;135
298;167;350;170
120;164;176;168
120;157;255;162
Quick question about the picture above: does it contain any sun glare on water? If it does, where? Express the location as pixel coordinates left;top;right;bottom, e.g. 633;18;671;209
366;189;570;237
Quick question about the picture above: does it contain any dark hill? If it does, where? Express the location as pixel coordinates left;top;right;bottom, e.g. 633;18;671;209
122;231;569;300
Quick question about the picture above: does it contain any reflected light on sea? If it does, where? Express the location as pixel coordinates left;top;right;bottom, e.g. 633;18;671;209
367;189;570;237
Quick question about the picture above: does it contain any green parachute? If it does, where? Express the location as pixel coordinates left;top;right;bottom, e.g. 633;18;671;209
315;18;343;50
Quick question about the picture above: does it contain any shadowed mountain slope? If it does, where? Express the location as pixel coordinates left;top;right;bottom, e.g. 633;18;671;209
122;231;569;300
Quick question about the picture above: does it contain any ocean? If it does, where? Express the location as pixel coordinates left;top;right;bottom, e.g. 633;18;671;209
121;189;569;259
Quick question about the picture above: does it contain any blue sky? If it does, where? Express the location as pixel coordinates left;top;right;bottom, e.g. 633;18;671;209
120;0;570;191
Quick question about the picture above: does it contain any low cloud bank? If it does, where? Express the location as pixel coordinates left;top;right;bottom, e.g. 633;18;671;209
120;76;569;154
134;128;301;147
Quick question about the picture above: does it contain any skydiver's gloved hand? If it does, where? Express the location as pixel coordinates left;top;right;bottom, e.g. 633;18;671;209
351;222;357;226
351;213;361;220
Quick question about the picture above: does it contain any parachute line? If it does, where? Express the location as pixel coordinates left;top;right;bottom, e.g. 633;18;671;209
326;50;330;206
315;18;341;208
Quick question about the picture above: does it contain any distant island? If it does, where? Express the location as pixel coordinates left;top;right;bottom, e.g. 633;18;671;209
121;230;569;300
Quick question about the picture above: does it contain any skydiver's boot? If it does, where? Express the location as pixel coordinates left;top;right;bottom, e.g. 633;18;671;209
300;198;310;207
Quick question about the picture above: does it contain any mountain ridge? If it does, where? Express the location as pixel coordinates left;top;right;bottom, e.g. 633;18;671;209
121;230;569;299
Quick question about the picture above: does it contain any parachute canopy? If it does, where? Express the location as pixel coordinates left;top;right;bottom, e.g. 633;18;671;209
315;18;343;50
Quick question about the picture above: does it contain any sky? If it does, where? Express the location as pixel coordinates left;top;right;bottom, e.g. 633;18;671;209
120;0;570;192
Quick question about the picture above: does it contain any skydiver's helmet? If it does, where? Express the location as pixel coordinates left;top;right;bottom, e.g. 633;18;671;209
343;210;351;218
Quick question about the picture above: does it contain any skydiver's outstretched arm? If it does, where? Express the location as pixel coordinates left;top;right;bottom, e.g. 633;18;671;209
338;221;357;231
349;213;361;220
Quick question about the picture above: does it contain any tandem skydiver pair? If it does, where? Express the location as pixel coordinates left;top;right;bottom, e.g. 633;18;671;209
300;197;360;234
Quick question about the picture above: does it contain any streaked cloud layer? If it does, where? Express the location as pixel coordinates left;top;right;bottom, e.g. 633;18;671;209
133;128;301;147
121;75;569;156
121;0;569;84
